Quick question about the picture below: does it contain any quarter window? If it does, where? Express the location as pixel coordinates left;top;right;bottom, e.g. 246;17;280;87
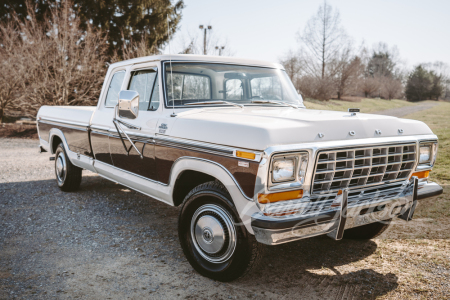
105;70;125;107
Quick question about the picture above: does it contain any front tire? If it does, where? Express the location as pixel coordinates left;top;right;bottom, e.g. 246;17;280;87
343;219;391;239
54;143;82;192
178;181;264;282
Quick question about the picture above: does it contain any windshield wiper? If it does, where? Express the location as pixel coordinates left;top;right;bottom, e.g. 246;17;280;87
251;100;299;109
184;100;244;108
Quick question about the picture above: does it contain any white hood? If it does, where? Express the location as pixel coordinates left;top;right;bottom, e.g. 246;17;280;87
167;107;433;150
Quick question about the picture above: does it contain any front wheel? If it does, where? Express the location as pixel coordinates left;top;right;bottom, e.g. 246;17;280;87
178;181;264;282
54;143;82;192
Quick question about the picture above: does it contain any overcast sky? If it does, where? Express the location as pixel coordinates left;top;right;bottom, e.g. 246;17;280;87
171;0;450;69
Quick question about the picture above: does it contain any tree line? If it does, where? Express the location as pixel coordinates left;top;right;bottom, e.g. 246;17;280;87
280;2;450;102
0;0;183;122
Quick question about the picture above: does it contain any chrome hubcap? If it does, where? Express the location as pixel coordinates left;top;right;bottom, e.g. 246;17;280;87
191;204;236;263
55;153;67;184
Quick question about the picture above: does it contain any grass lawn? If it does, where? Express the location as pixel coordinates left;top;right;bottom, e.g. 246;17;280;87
304;98;421;113
402;101;450;185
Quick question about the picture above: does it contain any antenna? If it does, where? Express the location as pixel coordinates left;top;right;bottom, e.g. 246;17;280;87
167;15;176;117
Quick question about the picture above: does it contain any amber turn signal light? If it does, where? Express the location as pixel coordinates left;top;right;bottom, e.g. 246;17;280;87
236;151;256;160
410;170;430;179
258;189;303;204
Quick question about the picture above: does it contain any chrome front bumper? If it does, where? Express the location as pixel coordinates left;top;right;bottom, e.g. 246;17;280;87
252;178;442;245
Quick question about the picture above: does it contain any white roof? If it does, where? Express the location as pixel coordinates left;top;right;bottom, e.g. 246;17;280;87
109;54;284;69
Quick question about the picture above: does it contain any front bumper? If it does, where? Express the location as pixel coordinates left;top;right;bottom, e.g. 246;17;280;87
252;179;443;245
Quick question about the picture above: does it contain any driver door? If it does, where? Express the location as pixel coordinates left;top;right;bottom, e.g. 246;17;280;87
108;64;161;181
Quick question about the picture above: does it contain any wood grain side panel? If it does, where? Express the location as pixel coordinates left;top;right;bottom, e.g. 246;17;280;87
91;132;113;164
109;136;157;181
155;144;259;198
38;122;92;157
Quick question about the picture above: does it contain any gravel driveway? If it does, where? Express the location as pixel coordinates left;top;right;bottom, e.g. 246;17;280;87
1;138;448;299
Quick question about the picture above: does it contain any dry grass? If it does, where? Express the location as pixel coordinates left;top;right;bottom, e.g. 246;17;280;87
401;101;450;185
366;102;450;299
304;98;421;113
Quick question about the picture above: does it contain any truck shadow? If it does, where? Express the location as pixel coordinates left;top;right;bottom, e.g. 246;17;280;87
0;175;398;299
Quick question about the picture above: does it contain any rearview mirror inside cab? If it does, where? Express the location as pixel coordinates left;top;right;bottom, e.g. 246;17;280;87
117;90;139;119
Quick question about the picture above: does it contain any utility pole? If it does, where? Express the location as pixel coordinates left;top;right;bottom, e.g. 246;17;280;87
199;25;212;55
215;46;225;56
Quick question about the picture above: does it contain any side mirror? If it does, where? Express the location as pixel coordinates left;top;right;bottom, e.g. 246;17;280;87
117;90;139;119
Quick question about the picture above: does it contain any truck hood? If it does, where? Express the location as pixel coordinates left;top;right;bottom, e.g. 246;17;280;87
167;107;433;150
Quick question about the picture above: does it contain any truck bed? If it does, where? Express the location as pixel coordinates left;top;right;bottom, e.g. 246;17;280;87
37;106;96;157
37;106;96;125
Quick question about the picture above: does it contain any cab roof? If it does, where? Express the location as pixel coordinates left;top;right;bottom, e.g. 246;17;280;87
109;54;284;70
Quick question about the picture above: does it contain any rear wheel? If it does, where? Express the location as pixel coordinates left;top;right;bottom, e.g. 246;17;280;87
343;219;391;239
54;143;82;192
178;181;264;282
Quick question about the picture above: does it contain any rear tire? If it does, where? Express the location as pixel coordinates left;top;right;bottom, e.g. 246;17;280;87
178;181;264;282
343;219;391;239
54;143;82;192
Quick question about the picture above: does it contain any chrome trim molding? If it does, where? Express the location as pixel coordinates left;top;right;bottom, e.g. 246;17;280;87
39;118;89;129
39;119;88;131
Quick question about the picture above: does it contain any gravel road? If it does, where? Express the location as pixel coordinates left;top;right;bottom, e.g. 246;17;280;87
373;102;439;118
1;138;448;299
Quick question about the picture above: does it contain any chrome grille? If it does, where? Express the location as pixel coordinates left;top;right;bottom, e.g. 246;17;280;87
312;143;416;194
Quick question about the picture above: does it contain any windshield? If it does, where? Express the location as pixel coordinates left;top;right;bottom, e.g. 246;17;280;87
164;62;303;107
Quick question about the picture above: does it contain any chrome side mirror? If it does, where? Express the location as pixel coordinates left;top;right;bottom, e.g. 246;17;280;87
117;90;139;119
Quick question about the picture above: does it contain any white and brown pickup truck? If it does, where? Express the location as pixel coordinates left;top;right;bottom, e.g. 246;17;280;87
37;54;443;281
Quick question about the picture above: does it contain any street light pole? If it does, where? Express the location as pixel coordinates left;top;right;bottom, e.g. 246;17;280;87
215;46;225;56
199;25;212;55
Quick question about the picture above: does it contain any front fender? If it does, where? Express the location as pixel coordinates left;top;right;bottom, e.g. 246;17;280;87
166;157;260;234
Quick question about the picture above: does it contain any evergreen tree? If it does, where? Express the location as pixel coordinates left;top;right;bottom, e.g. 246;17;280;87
367;51;395;78
0;0;184;56
405;65;443;101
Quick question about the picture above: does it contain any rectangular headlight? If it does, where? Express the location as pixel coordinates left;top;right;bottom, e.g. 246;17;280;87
270;152;309;186
418;141;438;168
419;145;431;164
272;158;295;182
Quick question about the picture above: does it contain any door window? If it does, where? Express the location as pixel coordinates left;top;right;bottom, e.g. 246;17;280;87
105;70;125;107
128;69;158;111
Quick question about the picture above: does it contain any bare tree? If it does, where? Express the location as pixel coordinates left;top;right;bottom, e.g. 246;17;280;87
0;21;28;122
298;1;346;79
298;76;335;101
280;50;303;80
175;27;233;56
361;77;381;98
381;77;403;100
328;44;364;100
18;1;108;115
119;35;160;61
279;50;303;91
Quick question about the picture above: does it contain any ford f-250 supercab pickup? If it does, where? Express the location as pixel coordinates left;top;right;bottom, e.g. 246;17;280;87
37;54;443;281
